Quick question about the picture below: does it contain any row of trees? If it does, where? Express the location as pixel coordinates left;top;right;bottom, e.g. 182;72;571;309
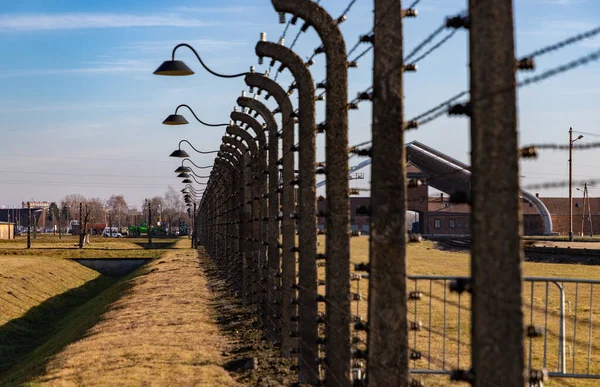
45;186;189;236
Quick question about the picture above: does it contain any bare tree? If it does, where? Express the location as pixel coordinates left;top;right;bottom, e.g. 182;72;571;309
164;186;185;234
107;194;128;228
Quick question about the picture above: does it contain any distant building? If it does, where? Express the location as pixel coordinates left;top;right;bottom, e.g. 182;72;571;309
0;222;15;239
317;142;598;236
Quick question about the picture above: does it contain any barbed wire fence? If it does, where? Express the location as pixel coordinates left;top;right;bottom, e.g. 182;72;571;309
190;0;600;386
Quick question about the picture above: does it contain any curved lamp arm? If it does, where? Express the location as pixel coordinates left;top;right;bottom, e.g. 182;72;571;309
178;139;219;154
183;184;204;194
182;158;212;169
172;43;249;79
187;168;210;179
175;104;228;127
189;174;209;184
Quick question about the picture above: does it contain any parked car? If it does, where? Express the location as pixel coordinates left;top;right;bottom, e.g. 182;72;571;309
103;231;123;238
102;227;122;238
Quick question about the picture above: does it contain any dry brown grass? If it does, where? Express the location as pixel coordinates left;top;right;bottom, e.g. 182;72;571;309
0;256;101;326
320;236;600;386
28;240;236;386
0;235;179;259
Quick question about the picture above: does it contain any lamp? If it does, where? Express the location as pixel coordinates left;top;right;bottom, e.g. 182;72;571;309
170;140;218;158
175;166;192;173
154;43;249;79
163;104;228;127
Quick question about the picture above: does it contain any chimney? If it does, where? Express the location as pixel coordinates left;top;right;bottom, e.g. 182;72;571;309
440;193;444;202
535;193;539;198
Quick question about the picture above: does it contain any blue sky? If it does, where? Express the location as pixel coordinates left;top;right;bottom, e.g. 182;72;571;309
0;0;598;208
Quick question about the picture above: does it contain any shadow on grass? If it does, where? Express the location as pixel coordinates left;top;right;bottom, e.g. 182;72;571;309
0;275;117;382
133;241;178;250
0;267;142;385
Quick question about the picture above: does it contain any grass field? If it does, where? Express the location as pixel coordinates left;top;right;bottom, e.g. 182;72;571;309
337;236;600;386
1;234;599;385
0;235;182;384
19;240;235;386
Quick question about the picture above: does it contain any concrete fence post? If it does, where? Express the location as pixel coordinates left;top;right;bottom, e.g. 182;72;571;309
244;73;297;357
469;0;524;385
270;1;352;384
256;40;318;384
367;1;410;386
238;96;282;343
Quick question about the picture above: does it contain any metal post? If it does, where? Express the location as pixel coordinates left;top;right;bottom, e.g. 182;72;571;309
256;40;318;384
469;0;524;384
27;201;31;249
367;0;409;385
245;73;296;356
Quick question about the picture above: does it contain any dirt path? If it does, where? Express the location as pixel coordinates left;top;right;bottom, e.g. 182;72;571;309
32;241;237;386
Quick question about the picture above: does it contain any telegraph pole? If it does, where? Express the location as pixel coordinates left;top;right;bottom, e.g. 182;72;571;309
569;127;574;241
79;202;84;248
27;202;31;249
148;201;153;248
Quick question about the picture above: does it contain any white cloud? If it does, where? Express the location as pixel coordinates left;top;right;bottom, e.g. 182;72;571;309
0;59;156;78
0;13;220;31
125;39;246;52
174;6;260;13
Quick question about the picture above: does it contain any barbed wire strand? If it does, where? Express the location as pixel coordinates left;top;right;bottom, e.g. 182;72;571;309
522;24;600;59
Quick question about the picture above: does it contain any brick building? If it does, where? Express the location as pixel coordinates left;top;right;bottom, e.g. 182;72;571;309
317;141;596;236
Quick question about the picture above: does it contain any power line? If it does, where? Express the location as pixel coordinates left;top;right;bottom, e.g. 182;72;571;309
0;152;172;163
0;170;185;179
0;179;172;188
573;131;600;137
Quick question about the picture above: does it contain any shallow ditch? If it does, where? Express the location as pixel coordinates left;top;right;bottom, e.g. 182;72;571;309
0;257;154;384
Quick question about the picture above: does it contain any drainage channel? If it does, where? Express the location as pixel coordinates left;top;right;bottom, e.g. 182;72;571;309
70;258;153;277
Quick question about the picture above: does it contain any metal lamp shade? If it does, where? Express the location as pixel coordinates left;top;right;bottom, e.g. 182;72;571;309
153;60;194;76
174;166;192;173
170;149;190;158
163;114;189;125
182;178;193;184
177;172;190;178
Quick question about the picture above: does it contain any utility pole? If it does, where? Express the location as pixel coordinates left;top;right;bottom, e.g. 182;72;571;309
79;202;84;248
148;201;152;248
27;201;31;249
569;127;584;241
569;127;574;241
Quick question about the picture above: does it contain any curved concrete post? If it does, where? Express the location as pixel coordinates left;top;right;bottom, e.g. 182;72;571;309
215;157;239;275
245;73;296;356
271;2;351;384
238;95;282;344
224;127;261;310
256;40;318;383
217;154;247;294
231;110;270;334
221;143;255;306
